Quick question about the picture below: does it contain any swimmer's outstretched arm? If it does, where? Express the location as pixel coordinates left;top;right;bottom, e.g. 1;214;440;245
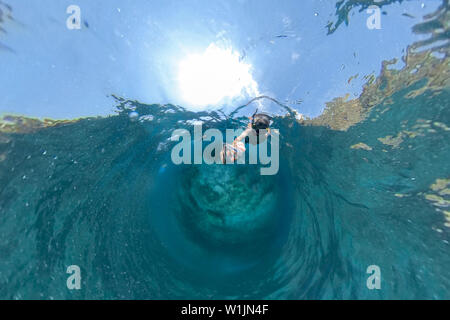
234;127;253;143
232;117;257;143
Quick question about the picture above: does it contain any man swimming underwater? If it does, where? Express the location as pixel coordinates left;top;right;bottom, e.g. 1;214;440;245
220;112;272;164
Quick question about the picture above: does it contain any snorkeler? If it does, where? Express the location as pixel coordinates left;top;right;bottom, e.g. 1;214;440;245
221;112;272;164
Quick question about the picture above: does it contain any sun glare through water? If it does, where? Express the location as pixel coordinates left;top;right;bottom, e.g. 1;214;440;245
177;44;259;110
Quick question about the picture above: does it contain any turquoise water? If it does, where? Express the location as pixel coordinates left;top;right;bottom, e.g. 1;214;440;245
0;82;449;299
0;0;449;300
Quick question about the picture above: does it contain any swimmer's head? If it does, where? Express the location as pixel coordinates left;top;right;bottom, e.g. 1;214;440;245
252;113;271;131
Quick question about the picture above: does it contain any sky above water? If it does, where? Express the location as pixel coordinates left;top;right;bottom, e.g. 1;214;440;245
0;0;442;119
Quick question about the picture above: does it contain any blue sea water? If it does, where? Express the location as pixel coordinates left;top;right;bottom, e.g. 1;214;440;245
0;82;449;299
0;0;449;300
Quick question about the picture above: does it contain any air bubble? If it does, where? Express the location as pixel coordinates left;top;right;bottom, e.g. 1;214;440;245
129;111;139;121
